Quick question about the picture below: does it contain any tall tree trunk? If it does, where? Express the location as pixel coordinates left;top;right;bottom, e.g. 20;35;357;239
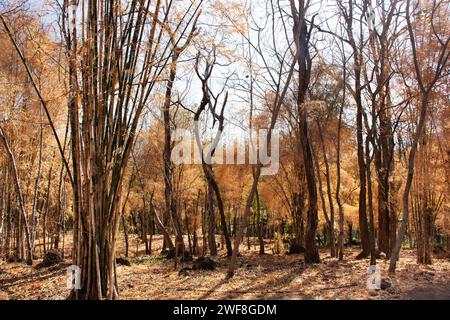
192;191;200;256
30;106;44;258
313;148;332;249
151;202;175;252
162;53;186;257
389;0;449;272
185;205;193;255
336;68;345;260
227;57;297;277
120;179;132;258
161;21;198;258
364;127;377;265
317;122;336;257
340;0;370;258
2;166;12;260
42;158;54;255
121;213;129;258
291;0;320;264
206;185;217;256
0;126;33;265
389;94;430;272
256;187;265;255
355;91;370;259
140;208;149;255
201;207;207;256
55;163;66;250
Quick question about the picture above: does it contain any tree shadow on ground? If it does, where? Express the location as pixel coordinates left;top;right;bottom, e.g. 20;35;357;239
195;252;308;299
198;278;229;300
221;265;306;299
0;262;67;289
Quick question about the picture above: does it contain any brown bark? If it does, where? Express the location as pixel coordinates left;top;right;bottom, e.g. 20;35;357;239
317;122;336;257
206;185;217;256
363;117;377;265
61;0;201;299
42;160;54;255
0;126;33;264
314;149;331;245
338;0;371;258
161;13;199;259
291;0;320;264
162;52;185;257
193;50;232;257
255;187;265;255
151;202;175;252
30;106;44;257
389;94;431;272
389;0;449;273
227;56;298;277
336;64;346;261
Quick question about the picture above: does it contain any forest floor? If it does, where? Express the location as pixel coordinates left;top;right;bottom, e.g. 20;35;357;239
0;234;449;300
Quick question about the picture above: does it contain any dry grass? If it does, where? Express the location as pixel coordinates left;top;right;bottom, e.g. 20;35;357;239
1;234;449;300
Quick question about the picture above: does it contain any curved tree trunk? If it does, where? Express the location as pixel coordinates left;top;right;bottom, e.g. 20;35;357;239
0;126;33;265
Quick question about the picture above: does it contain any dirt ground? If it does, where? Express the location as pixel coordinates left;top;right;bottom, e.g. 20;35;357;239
1;234;449;300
